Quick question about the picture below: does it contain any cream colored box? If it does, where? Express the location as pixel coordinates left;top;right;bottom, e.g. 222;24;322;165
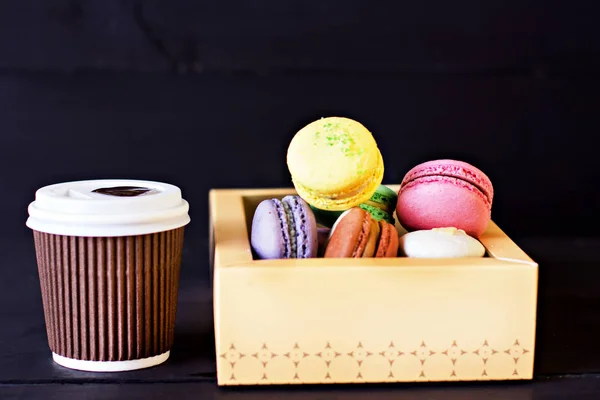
209;186;538;386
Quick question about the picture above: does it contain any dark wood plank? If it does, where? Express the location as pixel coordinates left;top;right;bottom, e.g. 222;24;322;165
3;376;600;400
1;234;600;382
1;1;599;73
519;238;600;375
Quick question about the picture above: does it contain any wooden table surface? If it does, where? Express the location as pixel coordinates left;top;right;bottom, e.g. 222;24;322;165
2;234;600;399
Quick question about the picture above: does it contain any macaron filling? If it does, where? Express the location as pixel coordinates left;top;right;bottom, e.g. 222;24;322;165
362;219;380;257
272;199;295;258
295;172;371;202
283;195;311;258
362;199;393;214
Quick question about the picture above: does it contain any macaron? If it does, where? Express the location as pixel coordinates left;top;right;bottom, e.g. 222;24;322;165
324;207;399;258
399;227;486;258
358;184;397;225
396;159;493;238
310;185;397;227
287;117;384;211
251;195;318;259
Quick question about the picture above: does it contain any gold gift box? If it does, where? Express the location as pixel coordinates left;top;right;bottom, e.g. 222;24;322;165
209;186;538;386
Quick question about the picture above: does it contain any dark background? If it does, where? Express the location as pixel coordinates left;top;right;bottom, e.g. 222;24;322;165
1;1;599;398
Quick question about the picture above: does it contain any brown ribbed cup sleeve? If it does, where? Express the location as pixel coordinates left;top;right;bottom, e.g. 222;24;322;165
32;228;185;362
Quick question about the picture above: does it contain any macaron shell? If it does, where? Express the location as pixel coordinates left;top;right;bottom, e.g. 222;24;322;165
250;199;287;259
375;221;399;257
399;228;486;258
327;208;353;241
324;207;371;258
401;159;493;205
282;195;319;258
396;176;491;238
287;117;384;211
350;210;372;258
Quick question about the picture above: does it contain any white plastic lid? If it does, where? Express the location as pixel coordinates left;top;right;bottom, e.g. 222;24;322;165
26;179;191;237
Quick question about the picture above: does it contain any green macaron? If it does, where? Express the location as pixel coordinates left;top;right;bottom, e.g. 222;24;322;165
367;185;398;210
310;185;398;227
359;185;398;224
359;203;394;224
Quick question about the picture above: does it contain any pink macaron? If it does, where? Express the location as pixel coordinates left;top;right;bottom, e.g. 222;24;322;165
396;159;494;238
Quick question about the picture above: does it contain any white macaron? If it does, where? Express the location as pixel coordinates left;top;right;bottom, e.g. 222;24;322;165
399;227;486;258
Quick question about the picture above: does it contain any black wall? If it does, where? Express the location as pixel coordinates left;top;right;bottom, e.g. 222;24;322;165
1;0;598;242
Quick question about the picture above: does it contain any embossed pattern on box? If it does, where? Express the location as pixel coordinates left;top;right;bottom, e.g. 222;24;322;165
218;339;531;383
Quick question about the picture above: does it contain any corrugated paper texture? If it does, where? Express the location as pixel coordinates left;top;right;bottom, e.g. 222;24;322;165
33;228;185;361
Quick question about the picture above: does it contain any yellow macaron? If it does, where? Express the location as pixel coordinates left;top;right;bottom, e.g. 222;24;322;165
286;117;384;211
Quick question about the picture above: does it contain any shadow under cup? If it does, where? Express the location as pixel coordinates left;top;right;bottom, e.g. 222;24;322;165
26;180;190;372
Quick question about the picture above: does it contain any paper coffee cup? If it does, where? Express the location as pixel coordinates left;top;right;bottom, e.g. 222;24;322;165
26;179;191;372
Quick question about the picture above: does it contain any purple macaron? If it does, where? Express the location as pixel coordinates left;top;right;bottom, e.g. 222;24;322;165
251;195;318;259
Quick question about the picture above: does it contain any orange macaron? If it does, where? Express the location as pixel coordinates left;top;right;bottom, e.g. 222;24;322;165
324;207;398;258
